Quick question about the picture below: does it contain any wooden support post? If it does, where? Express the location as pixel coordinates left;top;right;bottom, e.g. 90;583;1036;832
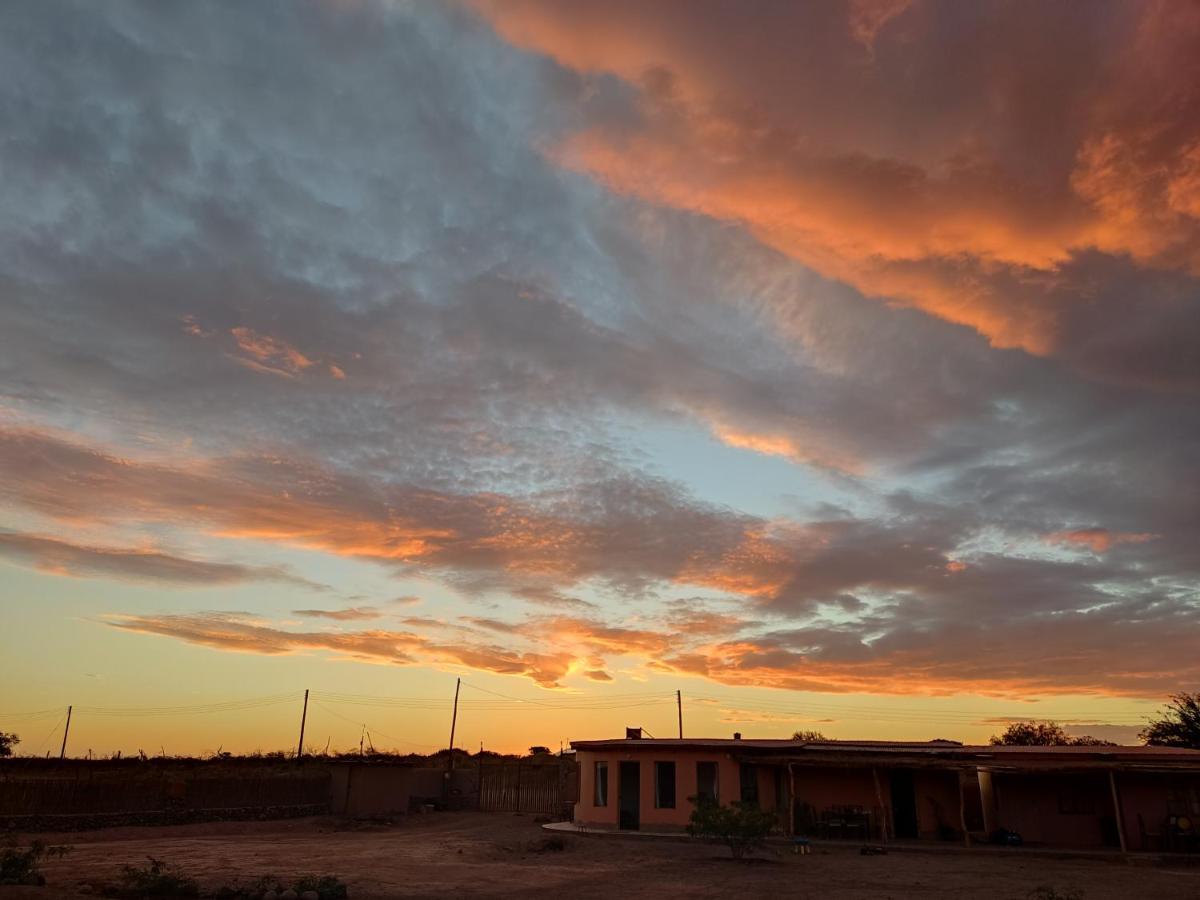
977;768;997;836
296;689;309;760
59;705;72;760
676;690;683;739
957;770;972;847
872;767;888;843
788;762;796;836
1108;769;1128;853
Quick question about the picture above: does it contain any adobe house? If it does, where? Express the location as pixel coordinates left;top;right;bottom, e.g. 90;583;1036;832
571;734;1200;852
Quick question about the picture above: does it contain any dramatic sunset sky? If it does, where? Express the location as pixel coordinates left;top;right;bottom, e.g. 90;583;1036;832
1;0;1198;756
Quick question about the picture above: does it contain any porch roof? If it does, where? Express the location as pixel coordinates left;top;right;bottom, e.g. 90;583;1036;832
570;737;1200;771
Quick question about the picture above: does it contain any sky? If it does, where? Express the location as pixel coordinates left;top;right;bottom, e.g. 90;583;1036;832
1;0;1198;756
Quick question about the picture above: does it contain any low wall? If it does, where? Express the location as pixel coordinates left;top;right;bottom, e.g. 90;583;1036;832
0;760;331;818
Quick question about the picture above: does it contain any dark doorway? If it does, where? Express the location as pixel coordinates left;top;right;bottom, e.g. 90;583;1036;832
740;763;759;806
619;761;640;830
890;770;919;839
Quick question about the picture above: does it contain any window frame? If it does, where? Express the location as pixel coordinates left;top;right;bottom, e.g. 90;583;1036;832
696;760;719;806
594;760;609;807
654;760;677;809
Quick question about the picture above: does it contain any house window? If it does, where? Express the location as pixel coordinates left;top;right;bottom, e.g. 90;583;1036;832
594;761;609;807
740;763;759;806
696;761;719;805
655;761;676;808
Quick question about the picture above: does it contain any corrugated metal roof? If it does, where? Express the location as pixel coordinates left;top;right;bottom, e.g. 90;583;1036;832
569;736;1200;763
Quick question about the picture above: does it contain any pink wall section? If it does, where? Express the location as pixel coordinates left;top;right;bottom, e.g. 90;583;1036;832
1112;772;1200;852
991;773;1117;848
575;747;1200;851
574;748;743;830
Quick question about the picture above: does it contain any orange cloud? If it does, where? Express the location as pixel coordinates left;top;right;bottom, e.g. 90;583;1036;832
0;530;322;589
1044;528;1159;553
230;327;316;377
472;1;1200;357
105;612;574;687
103;601;1200;700
0;427;793;600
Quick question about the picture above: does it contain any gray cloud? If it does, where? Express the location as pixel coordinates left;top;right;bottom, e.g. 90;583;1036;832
0;531;322;589
0;0;1196;700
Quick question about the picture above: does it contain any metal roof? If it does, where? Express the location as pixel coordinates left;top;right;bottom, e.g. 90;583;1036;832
569;737;1200;766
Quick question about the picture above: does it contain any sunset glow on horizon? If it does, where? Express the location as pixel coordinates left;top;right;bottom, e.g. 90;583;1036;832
1;0;1198;757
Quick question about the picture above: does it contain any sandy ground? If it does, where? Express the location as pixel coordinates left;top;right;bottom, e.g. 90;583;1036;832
6;812;1200;900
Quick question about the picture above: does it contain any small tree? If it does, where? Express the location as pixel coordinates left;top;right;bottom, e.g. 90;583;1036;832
0;733;17;758
791;730;828;742
527;745;552;756
989;721;1115;747
687;798;777;860
1141;693;1200;749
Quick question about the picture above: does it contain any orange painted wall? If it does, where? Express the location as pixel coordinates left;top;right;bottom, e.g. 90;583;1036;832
574;748;744;830
1111;772;1200;852
992;773;1117;848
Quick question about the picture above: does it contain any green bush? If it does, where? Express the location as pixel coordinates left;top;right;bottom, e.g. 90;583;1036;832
292;874;348;900
1027;887;1083;900
107;857;199;897
0;838;71;886
686;798;777;859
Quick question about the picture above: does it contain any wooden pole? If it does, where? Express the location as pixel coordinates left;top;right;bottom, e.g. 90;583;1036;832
957;770;972;847
872;767;888;843
448;678;461;767
296;689;309;760
676;690;683;739
788;762;796;836
1108;770;1128;853
59;706;72;760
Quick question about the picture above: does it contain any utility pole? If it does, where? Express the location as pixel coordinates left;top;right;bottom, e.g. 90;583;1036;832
677;690;683;739
296;689;309;760
448;678;461;768
444;678;461;807
59;705;73;760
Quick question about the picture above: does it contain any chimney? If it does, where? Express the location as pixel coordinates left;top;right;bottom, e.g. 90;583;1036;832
625;727;643;740
733;732;742;740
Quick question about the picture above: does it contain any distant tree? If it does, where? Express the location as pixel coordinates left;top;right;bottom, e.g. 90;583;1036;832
687;798;777;860
527;745;552;756
791;730;828;742
989;721;1115;747
1140;693;1200;749
0;733;17;758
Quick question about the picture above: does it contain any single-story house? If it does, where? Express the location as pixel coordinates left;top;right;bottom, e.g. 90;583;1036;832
571;734;1200;852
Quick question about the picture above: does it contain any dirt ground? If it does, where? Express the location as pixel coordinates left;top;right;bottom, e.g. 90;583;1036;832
7;812;1200;900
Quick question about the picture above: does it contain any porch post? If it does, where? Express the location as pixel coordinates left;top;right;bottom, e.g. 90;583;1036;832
1108;769;1128;853
977;768;997;836
957;769;972;847
788;762;796;836
871;767;888;843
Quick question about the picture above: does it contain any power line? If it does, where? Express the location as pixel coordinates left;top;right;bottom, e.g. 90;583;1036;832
311;701;438;750
76;693;301;718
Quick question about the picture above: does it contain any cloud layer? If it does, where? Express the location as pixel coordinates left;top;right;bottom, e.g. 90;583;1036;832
0;1;1196;706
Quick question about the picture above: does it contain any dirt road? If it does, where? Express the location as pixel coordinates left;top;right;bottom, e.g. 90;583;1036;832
8;812;1200;899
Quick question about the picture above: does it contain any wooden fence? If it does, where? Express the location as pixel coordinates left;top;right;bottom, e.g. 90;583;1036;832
478;759;576;816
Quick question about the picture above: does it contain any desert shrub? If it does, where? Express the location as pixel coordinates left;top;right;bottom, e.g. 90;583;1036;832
524;836;567;853
292;875;348;900
1027;887;1083;900
686;798;777;860
0;838;71;886
106;858;199;897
